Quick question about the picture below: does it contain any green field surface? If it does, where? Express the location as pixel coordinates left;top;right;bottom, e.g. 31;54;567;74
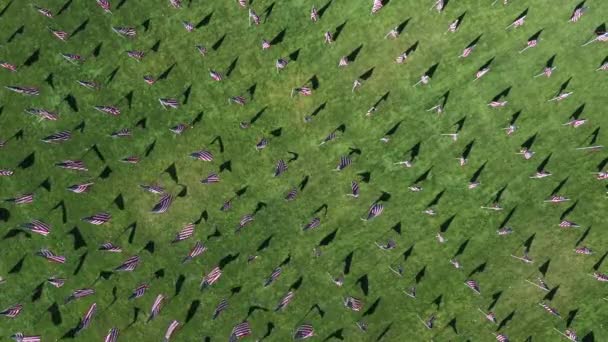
0;0;607;341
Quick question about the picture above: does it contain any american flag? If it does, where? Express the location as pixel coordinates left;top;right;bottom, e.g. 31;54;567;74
42;130;71;143
144;75;156;85
303;217;321;231
310;6;318;22
6;193;34;205
182;241;207;263
229;96;247;105
465;280;480;294
230;321;252;341
25;108;58;121
65;288;95;303
249;9;260;25
264;267;282;286
96;0;111;12
94;105;121;116
460;45;475;58
539;302;560;317
77;80;99;90
0;304;22;318
510;15;526;28
497;227;513;235
78;303;97;331
597;62;608;71
11;332;41;342
209;70;223;81
433;0;444;12
182;21;194;32
294;324;315;340
61;53;83;63
121;155;139;164
127;50;145;61
349;181;360;197
140;184;165;194
159;98;180;109
238;0;247;8
170;124;188;134
221;200;232;211
285;188;298;201
0;169;14;176
82;212;111;225
99;242;122;252
423;314;435;329
35;6;53;18
475;67;490;80
196;45;207;56
484;311;497;323
111;128;132;139
201;173;220;184
320;131;337;145
275;291;295;311
104;328;119;342
564;329;578;341
262;39;271;50
256;137;268;150
201;266;222;288
488;101;507;107
592;272;608;282
50;29;69;41
344;296;363;311
67;182;94;193
170;0;182;8
1;62;17;71
164;320;180;341
574;246;592;255
148;294;165;321
22;219;51;236
371;0;384;14
190;150;214;161
339;56;349;67
365;203;384;220
172;223;195;242
151;194;173;214
495;334;509;342
129;284;149;300
47;277;65;288
276;58;288;70
559;220;579;228
570;7;585;23
112;26;137;37
238;214;254;231
324;31;333;43
295;87;312;96
274;159;288;176
6;86;40;96
213;299;229;319
114;255;140;272
448;19;459;32
546;195;569;203
336;156;352;170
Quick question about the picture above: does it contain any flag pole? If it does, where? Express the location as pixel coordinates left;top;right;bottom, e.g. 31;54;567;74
582;37;597;46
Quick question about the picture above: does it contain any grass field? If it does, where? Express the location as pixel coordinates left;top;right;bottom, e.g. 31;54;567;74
0;0;607;341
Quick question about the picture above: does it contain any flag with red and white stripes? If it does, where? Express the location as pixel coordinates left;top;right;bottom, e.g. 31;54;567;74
115;255;140;272
172;223;195;242
104;328;119;342
164;320;180;341
372;0;384;14
201;266;222;288
148;294;165;321
36;249;66;263
294;324;315;340
182;241;207;263
82;212;111;225
78;303;97;331
22;220;51;236
11;332;41;342
275;290;295;311
230;321;252;341
129;284;149;300
0;304;23;318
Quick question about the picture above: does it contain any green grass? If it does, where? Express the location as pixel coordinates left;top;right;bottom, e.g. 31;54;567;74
0;0;607;341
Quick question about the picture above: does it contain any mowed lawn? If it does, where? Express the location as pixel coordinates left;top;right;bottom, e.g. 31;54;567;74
0;0;607;341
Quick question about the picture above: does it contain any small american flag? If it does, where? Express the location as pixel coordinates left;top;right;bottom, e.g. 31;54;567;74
262;39;271;50
0;304;23;318
7;193;34;205
256;137;268;150
559;220;579;228
159;98;179;109
151;194;173;214
94;105;121;116
1;62;17;71
47;277;65;288
238;0;247;8
67;182;94;193
190;150;214;161
592;272;608;282
324;31;333;43
50;29;69;41
230;321;252;341
294;324;315;340
170;0;182;8
196;45;207;56
311;6;318;22
164;320;180;341
488;101;507;108
336;156;352;170
170;124;188;134
365;203;384;220
213;299;229;319
144;75;156;85
104;328;119;342
538;302;560;317
6;86;40;96
371;0;384;14
140;184;165;194
344;296;363;311
264;267;282;287
209;70;223;81
285;188;298;201
276;58;288;70
42;130;71;143
495;334;509;342
172;223;195;242
112;26;137;37
182;21;194;32
77;80;99;90
65;288;95;303
229;96;247;105
78;303;97;331
25;108;58;121
182;241;207;263
574;246;592;255
249;9;260;25
497;227;513;235
114;255;140;272
11;332;41;342
570;7;585;23
82;212;111;225
460;45;475;58
129;284;149;300
99;242;122;252
564;329;578;341
35;6;53;18
0;169;14;176
448;19;459;32
201;266;222;288
275;291;295;311
303;217;321;231
274;159;288;176
96;0;111;12
22;220;51;236
61;53;83;64
127;50;145;61
201;173;220;184
465;280;480;294
148;294;165;321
